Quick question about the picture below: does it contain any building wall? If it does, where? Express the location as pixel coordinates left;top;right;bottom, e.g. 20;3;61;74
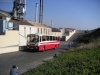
19;25;37;47
0;30;19;54
37;27;51;35
65;30;76;41
51;32;62;37
60;28;65;37
6;17;11;21
28;21;52;35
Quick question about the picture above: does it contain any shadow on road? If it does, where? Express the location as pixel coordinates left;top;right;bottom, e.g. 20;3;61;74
20;49;38;53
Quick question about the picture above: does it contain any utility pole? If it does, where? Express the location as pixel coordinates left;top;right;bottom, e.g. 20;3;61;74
51;20;53;27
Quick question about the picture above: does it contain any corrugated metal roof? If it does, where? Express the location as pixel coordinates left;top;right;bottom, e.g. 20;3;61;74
52;28;61;32
46;25;61;32
9;20;33;26
28;21;49;28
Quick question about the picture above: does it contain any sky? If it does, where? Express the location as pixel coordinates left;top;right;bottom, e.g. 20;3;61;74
0;0;100;30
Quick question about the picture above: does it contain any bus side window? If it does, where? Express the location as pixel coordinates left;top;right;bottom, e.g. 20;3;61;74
53;36;55;40
55;37;57;40
47;36;49;41
42;36;46;41
50;36;52;41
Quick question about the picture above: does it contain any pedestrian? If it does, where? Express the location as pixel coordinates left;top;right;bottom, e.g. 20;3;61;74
70;41;73;47
53;54;57;58
68;43;71;48
10;65;19;75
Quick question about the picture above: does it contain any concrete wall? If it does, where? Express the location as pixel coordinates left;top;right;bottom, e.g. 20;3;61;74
60;28;65;37
37;27;51;35
19;25;37;46
61;30;76;41
51;32;62;37
65;30;76;41
0;30;19;54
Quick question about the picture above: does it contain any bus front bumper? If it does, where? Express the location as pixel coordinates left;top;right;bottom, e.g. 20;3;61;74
27;46;38;50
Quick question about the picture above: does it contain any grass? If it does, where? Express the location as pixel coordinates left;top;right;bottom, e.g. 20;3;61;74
22;47;100;75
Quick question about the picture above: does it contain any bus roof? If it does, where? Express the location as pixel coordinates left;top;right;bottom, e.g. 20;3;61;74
27;34;59;37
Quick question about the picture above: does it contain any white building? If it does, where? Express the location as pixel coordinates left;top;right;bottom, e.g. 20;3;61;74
60;28;76;41
10;20;38;50
28;21;52;35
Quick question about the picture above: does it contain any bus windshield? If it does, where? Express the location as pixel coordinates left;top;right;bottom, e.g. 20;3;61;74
27;35;39;43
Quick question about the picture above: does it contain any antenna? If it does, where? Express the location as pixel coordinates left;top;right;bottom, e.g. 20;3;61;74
51;20;53;27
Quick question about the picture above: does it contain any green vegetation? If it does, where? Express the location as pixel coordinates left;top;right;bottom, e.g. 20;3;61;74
77;28;100;44
22;28;100;75
22;48;100;75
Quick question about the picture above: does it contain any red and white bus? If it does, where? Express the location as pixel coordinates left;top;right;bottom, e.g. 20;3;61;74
27;34;60;51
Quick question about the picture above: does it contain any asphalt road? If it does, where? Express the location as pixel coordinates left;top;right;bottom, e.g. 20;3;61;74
0;43;68;75
0;31;82;75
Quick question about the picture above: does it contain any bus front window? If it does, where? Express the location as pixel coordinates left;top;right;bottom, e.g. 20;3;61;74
31;35;39;42
28;35;39;42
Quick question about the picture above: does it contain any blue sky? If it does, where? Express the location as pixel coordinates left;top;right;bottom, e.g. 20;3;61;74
0;0;100;30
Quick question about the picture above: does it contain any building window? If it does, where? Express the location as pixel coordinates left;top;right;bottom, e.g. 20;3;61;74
24;27;26;36
30;27;31;34
38;28;39;33
46;29;47;34
0;16;2;19
41;28;42;34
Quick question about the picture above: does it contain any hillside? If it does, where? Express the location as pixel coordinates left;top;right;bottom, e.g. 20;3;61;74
77;28;100;44
22;28;100;75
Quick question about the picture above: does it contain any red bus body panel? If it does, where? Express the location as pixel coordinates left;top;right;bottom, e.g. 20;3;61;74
27;40;60;51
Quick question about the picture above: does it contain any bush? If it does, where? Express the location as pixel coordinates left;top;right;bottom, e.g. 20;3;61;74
77;28;100;44
22;48;100;75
